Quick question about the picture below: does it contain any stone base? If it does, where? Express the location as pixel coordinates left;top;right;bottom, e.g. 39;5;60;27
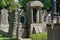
0;24;9;32
18;29;24;38
30;23;46;34
19;38;31;40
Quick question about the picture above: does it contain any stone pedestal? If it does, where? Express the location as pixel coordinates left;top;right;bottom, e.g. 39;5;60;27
30;23;46;34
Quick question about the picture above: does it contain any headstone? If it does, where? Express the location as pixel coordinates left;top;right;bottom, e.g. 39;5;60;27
47;13;52;24
0;9;9;32
41;10;47;23
0;13;1;29
46;24;52;40
47;18;60;40
53;16;57;23
52;23;60;40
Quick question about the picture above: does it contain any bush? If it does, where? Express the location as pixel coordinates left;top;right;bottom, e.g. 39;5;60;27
30;33;47;40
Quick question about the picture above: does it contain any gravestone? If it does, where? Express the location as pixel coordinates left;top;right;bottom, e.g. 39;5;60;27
41;10;47;23
0;13;1;29
46;16;60;40
0;9;9;32
46;24;52;40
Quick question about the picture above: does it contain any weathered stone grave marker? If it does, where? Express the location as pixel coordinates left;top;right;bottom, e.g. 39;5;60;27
47;16;60;40
0;9;9;32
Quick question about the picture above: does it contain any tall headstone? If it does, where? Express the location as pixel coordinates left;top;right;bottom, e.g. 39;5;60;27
0;9;9;32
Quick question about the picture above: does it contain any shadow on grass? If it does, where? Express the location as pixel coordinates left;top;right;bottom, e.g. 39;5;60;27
0;30;11;37
0;30;17;40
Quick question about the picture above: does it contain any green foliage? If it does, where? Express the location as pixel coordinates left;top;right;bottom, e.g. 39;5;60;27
57;0;60;12
0;0;7;8
19;0;32;11
7;3;21;11
57;0;60;6
40;0;52;10
19;0;32;7
0;0;52;10
0;0;13;8
19;0;52;10
30;33;47;40
0;0;21;11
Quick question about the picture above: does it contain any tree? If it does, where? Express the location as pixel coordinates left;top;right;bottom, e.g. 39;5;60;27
57;0;60;13
0;0;21;11
19;0;52;11
0;0;7;9
40;0;52;10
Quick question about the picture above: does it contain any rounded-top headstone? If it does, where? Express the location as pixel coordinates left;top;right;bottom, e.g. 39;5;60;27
1;9;9;32
1;9;8;24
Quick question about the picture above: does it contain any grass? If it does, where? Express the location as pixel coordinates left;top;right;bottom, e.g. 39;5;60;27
0;34;16;40
30;33;47;40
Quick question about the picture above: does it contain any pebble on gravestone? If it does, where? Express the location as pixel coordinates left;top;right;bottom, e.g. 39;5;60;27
0;9;9;32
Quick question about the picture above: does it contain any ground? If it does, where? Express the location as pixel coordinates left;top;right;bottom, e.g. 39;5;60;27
0;33;16;40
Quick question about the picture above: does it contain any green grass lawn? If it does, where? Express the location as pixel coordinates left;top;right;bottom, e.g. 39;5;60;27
0;34;16;40
30;33;47;40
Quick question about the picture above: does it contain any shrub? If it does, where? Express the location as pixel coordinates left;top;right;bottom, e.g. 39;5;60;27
30;33;47;40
